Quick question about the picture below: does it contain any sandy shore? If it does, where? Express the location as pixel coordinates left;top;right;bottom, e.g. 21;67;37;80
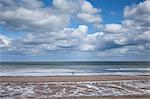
0;75;149;82
0;75;150;99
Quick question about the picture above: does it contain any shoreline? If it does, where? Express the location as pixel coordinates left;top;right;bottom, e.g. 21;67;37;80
0;75;149;82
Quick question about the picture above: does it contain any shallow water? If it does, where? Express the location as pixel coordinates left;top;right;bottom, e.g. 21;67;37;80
0;62;149;76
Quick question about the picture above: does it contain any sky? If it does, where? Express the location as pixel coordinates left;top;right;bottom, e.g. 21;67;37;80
0;0;150;61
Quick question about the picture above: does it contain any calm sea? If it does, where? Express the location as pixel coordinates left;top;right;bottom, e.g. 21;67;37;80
0;61;150;76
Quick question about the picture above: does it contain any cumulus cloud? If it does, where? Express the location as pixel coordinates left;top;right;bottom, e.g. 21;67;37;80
94;0;150;56
1;25;88;54
0;0;149;58
53;0;101;24
104;23;127;33
0;35;11;47
76;0;102;23
124;0;150;27
0;0;43;9
77;13;101;23
0;4;69;32
0;0;101;33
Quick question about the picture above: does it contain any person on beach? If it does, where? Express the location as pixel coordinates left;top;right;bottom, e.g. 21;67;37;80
72;71;75;76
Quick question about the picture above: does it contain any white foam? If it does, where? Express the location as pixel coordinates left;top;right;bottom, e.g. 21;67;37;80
0;68;150;76
0;72;150;76
107;68;150;71
0;69;80;76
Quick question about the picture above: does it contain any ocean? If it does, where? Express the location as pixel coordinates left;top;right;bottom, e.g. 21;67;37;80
0;61;150;76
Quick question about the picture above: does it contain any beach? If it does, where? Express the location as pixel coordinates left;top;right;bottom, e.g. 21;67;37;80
0;0;149;98
0;75;150;99
0;75;149;82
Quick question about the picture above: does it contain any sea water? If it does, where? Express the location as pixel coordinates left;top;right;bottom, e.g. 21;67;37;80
0;61;149;76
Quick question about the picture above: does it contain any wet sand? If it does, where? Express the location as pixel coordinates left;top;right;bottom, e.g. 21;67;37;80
0;75;150;99
0;75;149;82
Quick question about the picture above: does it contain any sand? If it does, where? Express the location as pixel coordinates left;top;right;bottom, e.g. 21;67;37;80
0;75;150;99
0;75;149;82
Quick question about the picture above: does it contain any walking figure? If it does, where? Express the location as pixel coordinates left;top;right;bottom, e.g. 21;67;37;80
72;71;74;76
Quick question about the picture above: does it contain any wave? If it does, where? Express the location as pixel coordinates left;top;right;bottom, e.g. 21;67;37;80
106;68;150;71
0;71;150;76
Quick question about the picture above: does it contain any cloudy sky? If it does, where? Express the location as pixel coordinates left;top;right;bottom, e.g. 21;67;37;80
0;0;150;61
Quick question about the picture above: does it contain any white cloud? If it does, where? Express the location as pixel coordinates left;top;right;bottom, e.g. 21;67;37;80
77;13;101;23
53;0;102;24
81;0;99;14
0;0;102;33
105;24;125;33
52;0;81;14
0;7;70;32
19;0;44;9
78;25;88;33
76;0;101;23
0;0;149;58
0;0;44;9
135;31;150;41
99;0;150;56
124;0;150;27
0;35;11;47
2;25;88;54
80;44;95;51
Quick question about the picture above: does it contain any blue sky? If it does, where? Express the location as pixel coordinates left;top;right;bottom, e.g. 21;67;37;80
0;0;149;61
88;0;145;23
